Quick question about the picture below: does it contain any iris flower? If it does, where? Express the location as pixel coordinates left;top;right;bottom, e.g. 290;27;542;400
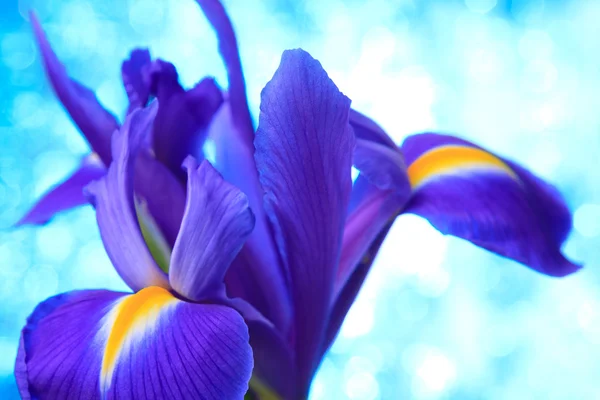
16;104;257;399
16;0;581;399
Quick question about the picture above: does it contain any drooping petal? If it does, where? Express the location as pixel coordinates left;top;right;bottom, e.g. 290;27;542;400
353;138;409;191
30;12;117;165
122;48;152;112
86;105;169;291
401;132;581;277
255;49;355;393
17;287;253;400
169;157;254;300
15;154;106;226
146;60;223;180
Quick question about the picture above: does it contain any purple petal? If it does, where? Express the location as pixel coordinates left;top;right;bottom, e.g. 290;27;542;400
326;184;407;357
134;151;186;247
169;158;254;301
353;138;410;191
336;183;406;295
349;108;397;149
86;106;169;291
401;133;581;277
328;117;410;353
401;132;473;165
15;154;106;226
323;222;393;357
122;48;152;112
196;0;293;329
147;60;223;179
211;104;293;333
15;337;30;399
30;12;118;165
194;0;253;142
219;297;297;398
255;49;355;393
17;287;253;399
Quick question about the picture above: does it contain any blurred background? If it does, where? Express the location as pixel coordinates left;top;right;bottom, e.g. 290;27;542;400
1;0;599;398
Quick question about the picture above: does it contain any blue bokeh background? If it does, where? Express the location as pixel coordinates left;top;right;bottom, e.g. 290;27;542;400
1;0;599;398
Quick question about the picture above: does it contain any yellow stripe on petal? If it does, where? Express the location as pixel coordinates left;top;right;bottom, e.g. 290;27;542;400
407;145;517;188
250;376;282;400
100;286;178;392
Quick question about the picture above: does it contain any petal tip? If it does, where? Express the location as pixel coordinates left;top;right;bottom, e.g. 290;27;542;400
544;258;583;278
181;155;199;172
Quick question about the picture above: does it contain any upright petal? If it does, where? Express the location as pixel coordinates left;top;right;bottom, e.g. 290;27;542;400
401;133;581;276
169;158;254;301
197;0;292;330
147;60;223;180
255;49;355;394
15;154;106;226
86;106;169;291
122;48;152;112
30;12;117;165
17;288;252;400
194;0;253;141
212;105;292;333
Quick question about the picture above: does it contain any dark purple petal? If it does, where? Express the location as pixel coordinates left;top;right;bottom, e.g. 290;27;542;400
17;287;253;399
146;60;223;180
401;133;581;277
86;105;169;291
30;12;118;165
15;154;106;226
169;158;254;301
255;49;355;394
122;48;152;112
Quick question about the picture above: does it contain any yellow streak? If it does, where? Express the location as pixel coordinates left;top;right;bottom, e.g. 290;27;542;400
250;376;281;400
407;145;516;188
101;286;177;387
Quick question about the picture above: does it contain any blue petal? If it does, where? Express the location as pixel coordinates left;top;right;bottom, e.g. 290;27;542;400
255;49;354;394
17;288;253;399
169;157;254;300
